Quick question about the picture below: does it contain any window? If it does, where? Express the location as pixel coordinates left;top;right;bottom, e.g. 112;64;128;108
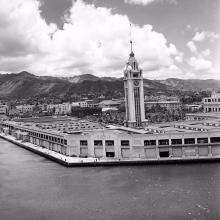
171;139;182;145
158;139;169;145
121;140;129;146
144;140;156;146
58;138;60;143
80;140;88;146
105;140;114;146
210;137;220;143
52;137;54;141
197;138;208;143
94;140;103;146
133;73;138;78
184;138;195;144
64;140;67;145
61;139;64;144
54;137;57;142
208;99;211;102
106;152;115;157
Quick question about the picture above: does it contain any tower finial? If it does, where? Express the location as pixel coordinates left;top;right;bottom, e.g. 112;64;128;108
129;23;134;57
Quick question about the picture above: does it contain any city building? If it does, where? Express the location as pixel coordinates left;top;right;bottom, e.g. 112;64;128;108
46;103;72;115
0;104;8;115
78;101;88;108
123;41;147;128
145;100;181;110
203;92;220;113
184;104;203;112
55;103;72;115
99;100;123;109
186;112;220;121
16;104;35;114
77;100;99;108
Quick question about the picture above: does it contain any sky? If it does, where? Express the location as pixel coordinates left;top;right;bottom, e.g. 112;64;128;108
0;0;219;79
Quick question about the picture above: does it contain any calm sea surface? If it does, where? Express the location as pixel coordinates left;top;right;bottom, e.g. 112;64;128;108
0;138;220;220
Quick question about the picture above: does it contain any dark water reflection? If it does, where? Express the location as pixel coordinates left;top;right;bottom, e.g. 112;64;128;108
0;138;220;220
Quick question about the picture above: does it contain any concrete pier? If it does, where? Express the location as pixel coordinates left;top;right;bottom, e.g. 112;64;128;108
1;132;220;167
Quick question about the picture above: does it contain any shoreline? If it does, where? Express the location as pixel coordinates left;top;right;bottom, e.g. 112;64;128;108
1;133;220;167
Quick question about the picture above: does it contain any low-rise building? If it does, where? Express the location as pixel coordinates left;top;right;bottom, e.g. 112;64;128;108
99;100;122;109
1;117;220;160
0;104;8;115
203;92;220;113
184;104;203;112
16;104;35;114
145;100;181;110
55;103;72;115
46;103;72;115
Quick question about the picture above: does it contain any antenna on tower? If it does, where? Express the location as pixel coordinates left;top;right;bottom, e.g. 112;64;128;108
129;23;132;52
129;23;134;56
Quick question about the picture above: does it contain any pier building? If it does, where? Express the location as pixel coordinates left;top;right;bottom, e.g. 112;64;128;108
1;117;220;160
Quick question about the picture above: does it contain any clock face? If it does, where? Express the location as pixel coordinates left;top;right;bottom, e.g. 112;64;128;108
134;80;139;86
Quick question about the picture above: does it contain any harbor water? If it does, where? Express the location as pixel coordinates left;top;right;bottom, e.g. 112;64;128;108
0;138;220;220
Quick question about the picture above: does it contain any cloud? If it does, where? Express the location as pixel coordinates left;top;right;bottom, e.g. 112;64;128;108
0;0;181;79
146;64;186;79
192;31;219;42
186;41;197;53
188;57;212;72
188;57;220;79
202;49;211;57
124;0;177;6
0;0;56;75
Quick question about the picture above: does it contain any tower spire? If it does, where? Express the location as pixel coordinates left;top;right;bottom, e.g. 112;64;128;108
129;23;134;57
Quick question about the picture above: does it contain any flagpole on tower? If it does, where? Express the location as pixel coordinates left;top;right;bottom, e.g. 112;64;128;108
129;23;133;53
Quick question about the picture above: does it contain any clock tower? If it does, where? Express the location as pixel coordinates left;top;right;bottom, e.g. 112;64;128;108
123;41;148;128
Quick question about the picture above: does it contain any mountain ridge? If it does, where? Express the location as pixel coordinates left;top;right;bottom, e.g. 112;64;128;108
0;71;219;100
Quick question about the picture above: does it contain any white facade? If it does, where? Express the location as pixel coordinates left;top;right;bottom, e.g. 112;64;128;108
76;100;98;108
203;92;220;113
123;46;147;128
47;103;72;115
16;104;35;113
2;120;220;160
78;101;88;108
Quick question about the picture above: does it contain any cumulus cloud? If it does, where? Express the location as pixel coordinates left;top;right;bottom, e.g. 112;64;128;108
0;0;181;78
124;0;177;6
192;31;219;42
186;41;197;53
188;56;220;79
202;49;211;57
0;0;56;73
188;57;212;72
185;30;219;79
